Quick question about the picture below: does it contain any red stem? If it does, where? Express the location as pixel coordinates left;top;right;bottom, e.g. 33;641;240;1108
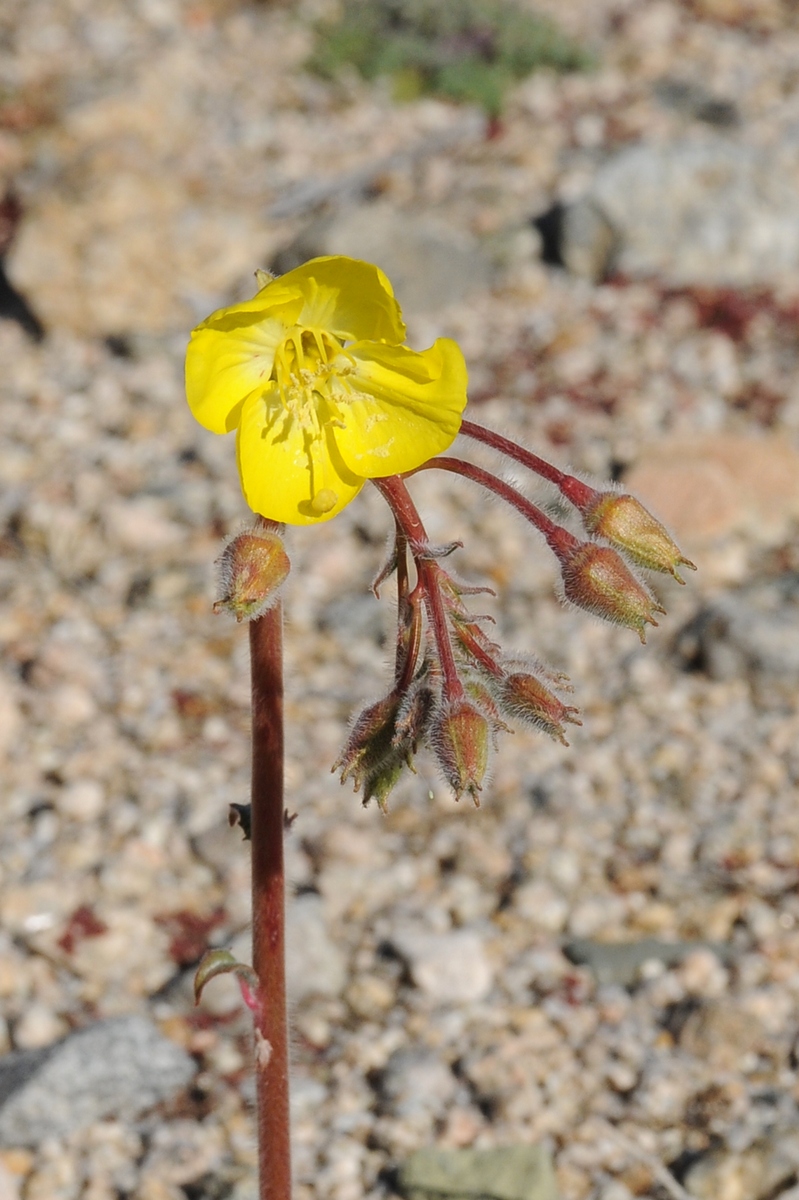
417;456;580;563
460;418;598;511
249;604;291;1200
373;476;464;701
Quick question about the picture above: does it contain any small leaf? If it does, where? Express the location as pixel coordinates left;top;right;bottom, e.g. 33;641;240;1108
194;949;261;1015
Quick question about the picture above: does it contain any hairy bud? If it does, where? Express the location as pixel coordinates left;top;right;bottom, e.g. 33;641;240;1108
394;679;436;753
362;756;406;814
499;671;581;745
214;528;290;621
582;492;696;583
334;693;400;791
560;543;665;642
432;699;490;804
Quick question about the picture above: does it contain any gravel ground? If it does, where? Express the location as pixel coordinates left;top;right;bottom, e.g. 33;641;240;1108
2;2;799;1198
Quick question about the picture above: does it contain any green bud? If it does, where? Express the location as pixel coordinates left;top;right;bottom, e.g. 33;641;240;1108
582;492;696;583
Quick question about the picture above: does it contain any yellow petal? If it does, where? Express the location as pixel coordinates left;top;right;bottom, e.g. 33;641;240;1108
332;338;468;478
186;311;290;435
236;391;365;526
281;257;406;344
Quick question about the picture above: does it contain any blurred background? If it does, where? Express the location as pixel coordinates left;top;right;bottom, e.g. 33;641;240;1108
2;1;799;1198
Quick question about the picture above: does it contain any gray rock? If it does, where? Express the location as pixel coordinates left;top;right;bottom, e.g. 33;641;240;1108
675;575;799;684
380;1048;458;1119
559;137;799;285
563;938;733;987
653;78;739;128
272;200;495;314
285;893;347;1003
397;1144;558;1200
0;1016;196;1147
390;927;494;1004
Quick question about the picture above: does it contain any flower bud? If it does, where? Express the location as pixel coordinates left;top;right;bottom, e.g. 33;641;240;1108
362;756;406;814
499;671;581;746
582;492;696;583
560;543;665;643
334;693;401;791
214;528;290;621
394;680;435;753
432;699;490;804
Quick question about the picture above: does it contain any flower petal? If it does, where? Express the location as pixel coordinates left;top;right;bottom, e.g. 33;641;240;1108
332;338;468;478
282;257;406;345
186;311;290;435
236;391;365;526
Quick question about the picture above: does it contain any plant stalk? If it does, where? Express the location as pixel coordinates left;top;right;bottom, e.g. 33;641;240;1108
374;476;465;701
249;603;291;1200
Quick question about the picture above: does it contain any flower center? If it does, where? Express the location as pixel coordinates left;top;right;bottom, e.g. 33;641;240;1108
269;325;355;514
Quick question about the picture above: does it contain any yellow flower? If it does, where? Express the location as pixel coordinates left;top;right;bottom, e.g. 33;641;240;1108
185;256;468;525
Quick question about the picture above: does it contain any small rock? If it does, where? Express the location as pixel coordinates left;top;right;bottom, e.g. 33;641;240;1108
380;1048;458;1119
57;780;105;822
272;200;494;315
290;1076;327;1122
0;676;21;760
679;999;766;1070
675;575;799;683
139;1119;225;1189
285;894;347;1003
558;137;799;286
684;1141;797;1200
391;928;494;1004
624;434;799;549
563;938;733;988
0;1017;196;1147
653;78;739;128
11;1004;68;1051
397;1144;558;1200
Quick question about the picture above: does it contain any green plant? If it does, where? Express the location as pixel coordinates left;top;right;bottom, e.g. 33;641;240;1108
309;0;591;116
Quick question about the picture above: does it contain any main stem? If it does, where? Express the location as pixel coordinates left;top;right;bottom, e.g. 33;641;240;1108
249;604;291;1200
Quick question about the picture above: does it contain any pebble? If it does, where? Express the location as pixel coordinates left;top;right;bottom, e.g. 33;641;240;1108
562;138;799;286
563;939;733;989
390;928;494;1005
285;894;348;1003
273;200;495;317
0;1017;196;1147
380;1048;459;1120
397;1144;558;1200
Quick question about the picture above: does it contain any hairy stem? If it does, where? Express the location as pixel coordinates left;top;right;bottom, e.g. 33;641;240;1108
249;604;291;1200
374;476;464;701
460;418;597;510
417;456;580;562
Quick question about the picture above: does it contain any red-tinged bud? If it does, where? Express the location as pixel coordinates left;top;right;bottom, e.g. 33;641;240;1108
432;700;490;804
214;528;290;621
560;542;665;643
499;671;581;746
333;693;400;790
464;679;511;736
581;492;697;583
394;680;435;753
450;615;502;675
